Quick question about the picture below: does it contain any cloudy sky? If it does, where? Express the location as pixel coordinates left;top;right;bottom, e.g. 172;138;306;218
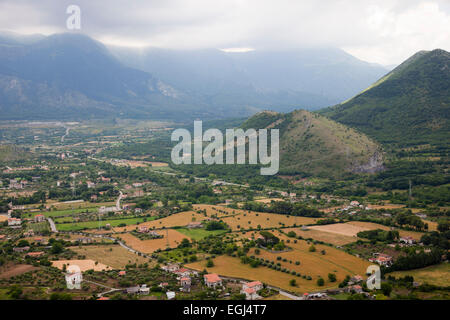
0;0;449;65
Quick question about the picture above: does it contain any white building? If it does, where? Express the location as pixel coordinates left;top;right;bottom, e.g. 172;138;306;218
65;265;82;289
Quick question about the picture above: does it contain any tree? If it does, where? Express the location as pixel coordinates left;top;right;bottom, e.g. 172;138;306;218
206;259;214;268
51;242;63;254
380;282;392;297
309;245;316;252
289;279;297;287
328;273;337;282
317;278;325;286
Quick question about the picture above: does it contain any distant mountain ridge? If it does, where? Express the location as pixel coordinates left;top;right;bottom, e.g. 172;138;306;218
0;32;388;121
110;46;388;112
320;49;450;147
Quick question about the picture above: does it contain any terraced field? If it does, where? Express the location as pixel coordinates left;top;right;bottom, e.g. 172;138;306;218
117;229;190;253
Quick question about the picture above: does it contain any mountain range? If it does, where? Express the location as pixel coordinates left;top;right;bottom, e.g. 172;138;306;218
0;32;388;121
321;49;450;148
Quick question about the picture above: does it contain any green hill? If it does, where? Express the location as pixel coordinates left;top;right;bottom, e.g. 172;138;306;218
242;110;384;177
320;49;450;148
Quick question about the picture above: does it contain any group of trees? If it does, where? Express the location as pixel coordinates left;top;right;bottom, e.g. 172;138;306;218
242;201;322;217
357;229;400;242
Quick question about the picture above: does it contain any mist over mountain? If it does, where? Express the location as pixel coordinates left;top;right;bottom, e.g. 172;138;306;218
109;46;388;112
0;32;388;121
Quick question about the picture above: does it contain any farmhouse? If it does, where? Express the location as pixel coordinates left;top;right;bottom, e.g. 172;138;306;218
34;214;45;222
186;222;203;229
119;271;126;276
174;268;191;278
180;277;192;292
370;254;393;267
241;281;263;300
126;286;140;294
13;246;30;252
161;263;180;272
26;251;44;258
400;236;415;245
76;237;93;244
98;206;118;214
8;218;22;226
138;226;149;233
66;265;82;290
139;284;150;295
204;273;222;288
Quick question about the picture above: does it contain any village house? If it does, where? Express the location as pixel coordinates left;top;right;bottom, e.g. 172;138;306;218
76;237;93;244
241;281;263;300
87;181;96;189
34;214;45;222
134;208;143;214
24;230;34;237
139;284;150;295
13;246;30;253
138;226;149;233
66;265;82;290
345;285;363;294
369;253;393;267
125;286;140;294
161;263;180;272
186;222;203;229
400;236;416;245
166;291;176;300
133;190;144;197
26;251;44;258
90;194;98;201
180;277;192;292
174;268;191;278
8;218;22;226
118;271;126;276
348;275;363;285
204;273;222;288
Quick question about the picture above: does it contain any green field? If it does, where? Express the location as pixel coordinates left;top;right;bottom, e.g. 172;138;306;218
29;221;50;233
26;208;98;218
176;227;228;240
55;216;156;231
390;263;450;287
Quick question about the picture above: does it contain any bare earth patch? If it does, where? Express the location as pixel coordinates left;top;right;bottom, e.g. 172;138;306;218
0;264;39;279
52;259;111;272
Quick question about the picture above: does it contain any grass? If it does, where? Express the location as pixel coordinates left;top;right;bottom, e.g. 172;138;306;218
390;262;450;287
118;229;190;253
71;245;151;269
55;216;155;231
28;221;50;233
176;227;228;240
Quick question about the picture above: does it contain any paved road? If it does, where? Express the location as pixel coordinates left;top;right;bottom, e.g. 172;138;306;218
116;191;123;211
47;218;58;233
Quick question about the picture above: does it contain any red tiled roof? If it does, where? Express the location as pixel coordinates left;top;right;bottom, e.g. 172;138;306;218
204;273;222;283
244;287;256;294
246;281;262;288
97;297;110;300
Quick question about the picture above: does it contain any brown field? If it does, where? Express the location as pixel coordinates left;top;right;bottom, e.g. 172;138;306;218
117;229;190;253
71;245;151;269
347;221;424;240
309;221;424;241
422;219;438;232
113;210;208;232
284;227;356;246
111;160;169;168
193;204;242;217
52;259;111;272
0;264;39;279
254;198;285;204
0;215;7;222
221;211;318;231
187;235;370;294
